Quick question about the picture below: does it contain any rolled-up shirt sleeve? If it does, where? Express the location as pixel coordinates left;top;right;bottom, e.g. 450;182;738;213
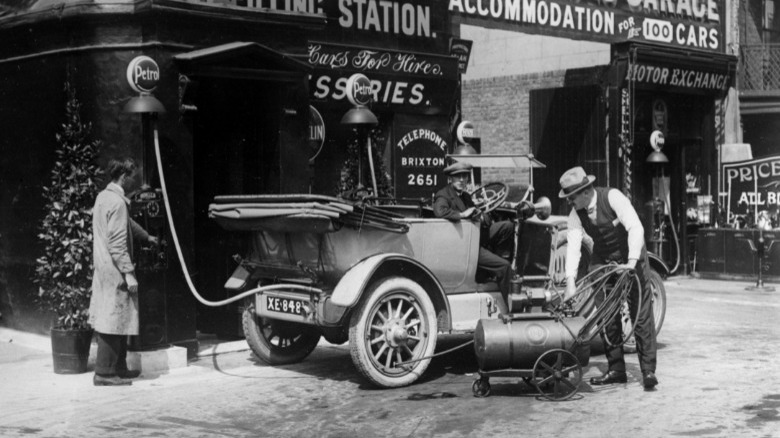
565;211;583;279
607;189;644;261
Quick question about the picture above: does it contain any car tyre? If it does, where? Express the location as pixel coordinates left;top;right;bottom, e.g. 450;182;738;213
349;276;437;388
243;303;321;365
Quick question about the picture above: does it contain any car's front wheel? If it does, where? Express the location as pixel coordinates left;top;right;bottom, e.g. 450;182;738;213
349;276;437;388
243;303;321;365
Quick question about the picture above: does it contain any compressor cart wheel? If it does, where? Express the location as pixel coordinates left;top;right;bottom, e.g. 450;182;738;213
472;378;491;398
532;349;582;401
243;303;321;365
349;276;438;388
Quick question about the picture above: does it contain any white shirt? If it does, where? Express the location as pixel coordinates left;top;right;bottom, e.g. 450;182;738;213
565;189;644;278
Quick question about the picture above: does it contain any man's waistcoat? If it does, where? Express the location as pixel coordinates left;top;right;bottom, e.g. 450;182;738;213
576;187;641;263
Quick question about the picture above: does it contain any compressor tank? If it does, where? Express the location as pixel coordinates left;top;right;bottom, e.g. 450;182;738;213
474;315;590;371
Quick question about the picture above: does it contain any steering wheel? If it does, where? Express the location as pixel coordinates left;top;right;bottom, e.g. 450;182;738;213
469;182;508;213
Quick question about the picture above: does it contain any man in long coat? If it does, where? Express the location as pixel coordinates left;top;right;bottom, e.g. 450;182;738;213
89;158;157;386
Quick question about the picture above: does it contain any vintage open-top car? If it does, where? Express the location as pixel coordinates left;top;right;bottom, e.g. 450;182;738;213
209;154;666;388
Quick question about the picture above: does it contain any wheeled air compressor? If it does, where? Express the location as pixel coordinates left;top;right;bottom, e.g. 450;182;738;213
472;312;591;401
471;265;639;401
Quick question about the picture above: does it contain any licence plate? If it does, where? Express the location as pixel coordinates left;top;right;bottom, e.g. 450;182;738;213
266;296;304;315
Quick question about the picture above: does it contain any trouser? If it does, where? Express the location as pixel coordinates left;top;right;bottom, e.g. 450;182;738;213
95;332;129;377
478;221;515;303
596;258;658;374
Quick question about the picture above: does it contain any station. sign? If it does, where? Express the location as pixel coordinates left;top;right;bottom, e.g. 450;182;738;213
721;154;780;219
448;0;726;54
165;0;449;41
126;56;160;93
394;118;449;199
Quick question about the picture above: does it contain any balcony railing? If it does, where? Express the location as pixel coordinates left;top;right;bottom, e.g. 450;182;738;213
740;44;780;91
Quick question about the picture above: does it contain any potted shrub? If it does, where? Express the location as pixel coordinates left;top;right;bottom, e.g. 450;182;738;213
33;82;103;374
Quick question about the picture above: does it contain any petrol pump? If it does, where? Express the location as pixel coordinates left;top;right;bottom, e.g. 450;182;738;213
123;56;197;355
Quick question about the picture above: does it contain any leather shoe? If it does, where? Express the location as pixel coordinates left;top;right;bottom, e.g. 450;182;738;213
590;370;627;385
642;371;658;389
117;369;141;379
93;375;132;386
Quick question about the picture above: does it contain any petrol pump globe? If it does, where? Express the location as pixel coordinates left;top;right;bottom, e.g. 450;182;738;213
647;130;669;163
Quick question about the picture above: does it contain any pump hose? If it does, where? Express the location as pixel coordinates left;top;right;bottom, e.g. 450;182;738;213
152;127;323;307
555;264;644;348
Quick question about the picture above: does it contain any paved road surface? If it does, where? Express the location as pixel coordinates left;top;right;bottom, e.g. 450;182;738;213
1;278;779;437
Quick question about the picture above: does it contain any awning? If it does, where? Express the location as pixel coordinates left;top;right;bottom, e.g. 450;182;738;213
174;42;311;81
739;91;780;115
446;154;547;169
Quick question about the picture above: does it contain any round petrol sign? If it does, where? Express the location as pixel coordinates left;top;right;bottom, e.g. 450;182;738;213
650;130;665;151
345;73;373;107
456;121;476;144
308;105;326;160
126;56;160;93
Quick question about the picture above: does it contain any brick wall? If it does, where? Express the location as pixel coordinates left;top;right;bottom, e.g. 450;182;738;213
461;67;603;193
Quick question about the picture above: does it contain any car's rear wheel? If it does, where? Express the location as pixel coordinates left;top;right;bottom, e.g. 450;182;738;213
349;276;437;388
243;303;321;365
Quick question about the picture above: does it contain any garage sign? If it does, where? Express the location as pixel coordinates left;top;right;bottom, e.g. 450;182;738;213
449;0;726;54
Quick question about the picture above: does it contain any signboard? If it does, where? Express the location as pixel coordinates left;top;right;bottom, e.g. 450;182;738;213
394;118;450;199
449;38;473;74
308;105;326;161
721;154;780;221
448;0;726;54
625;62;731;92
126;56;160;93
456;120;476;144
345;73;373;106
165;0;449;41
307;42;459;114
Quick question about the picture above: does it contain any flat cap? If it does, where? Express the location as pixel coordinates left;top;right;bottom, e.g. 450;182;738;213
443;161;473;176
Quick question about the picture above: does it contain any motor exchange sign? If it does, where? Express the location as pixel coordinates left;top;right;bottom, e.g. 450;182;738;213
449;0;725;54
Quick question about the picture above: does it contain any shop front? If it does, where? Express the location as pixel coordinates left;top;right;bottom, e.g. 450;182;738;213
451;0;738;278
0;0;460;350
608;42;737;276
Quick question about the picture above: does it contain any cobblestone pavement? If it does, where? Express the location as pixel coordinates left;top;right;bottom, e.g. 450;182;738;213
1;277;779;438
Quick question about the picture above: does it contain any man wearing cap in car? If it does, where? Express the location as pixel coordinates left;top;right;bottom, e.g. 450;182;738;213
434;161;514;304
559;166;658;390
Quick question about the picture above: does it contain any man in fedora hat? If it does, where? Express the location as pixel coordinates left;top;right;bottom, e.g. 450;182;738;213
559;166;658;390
433;161;514;304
